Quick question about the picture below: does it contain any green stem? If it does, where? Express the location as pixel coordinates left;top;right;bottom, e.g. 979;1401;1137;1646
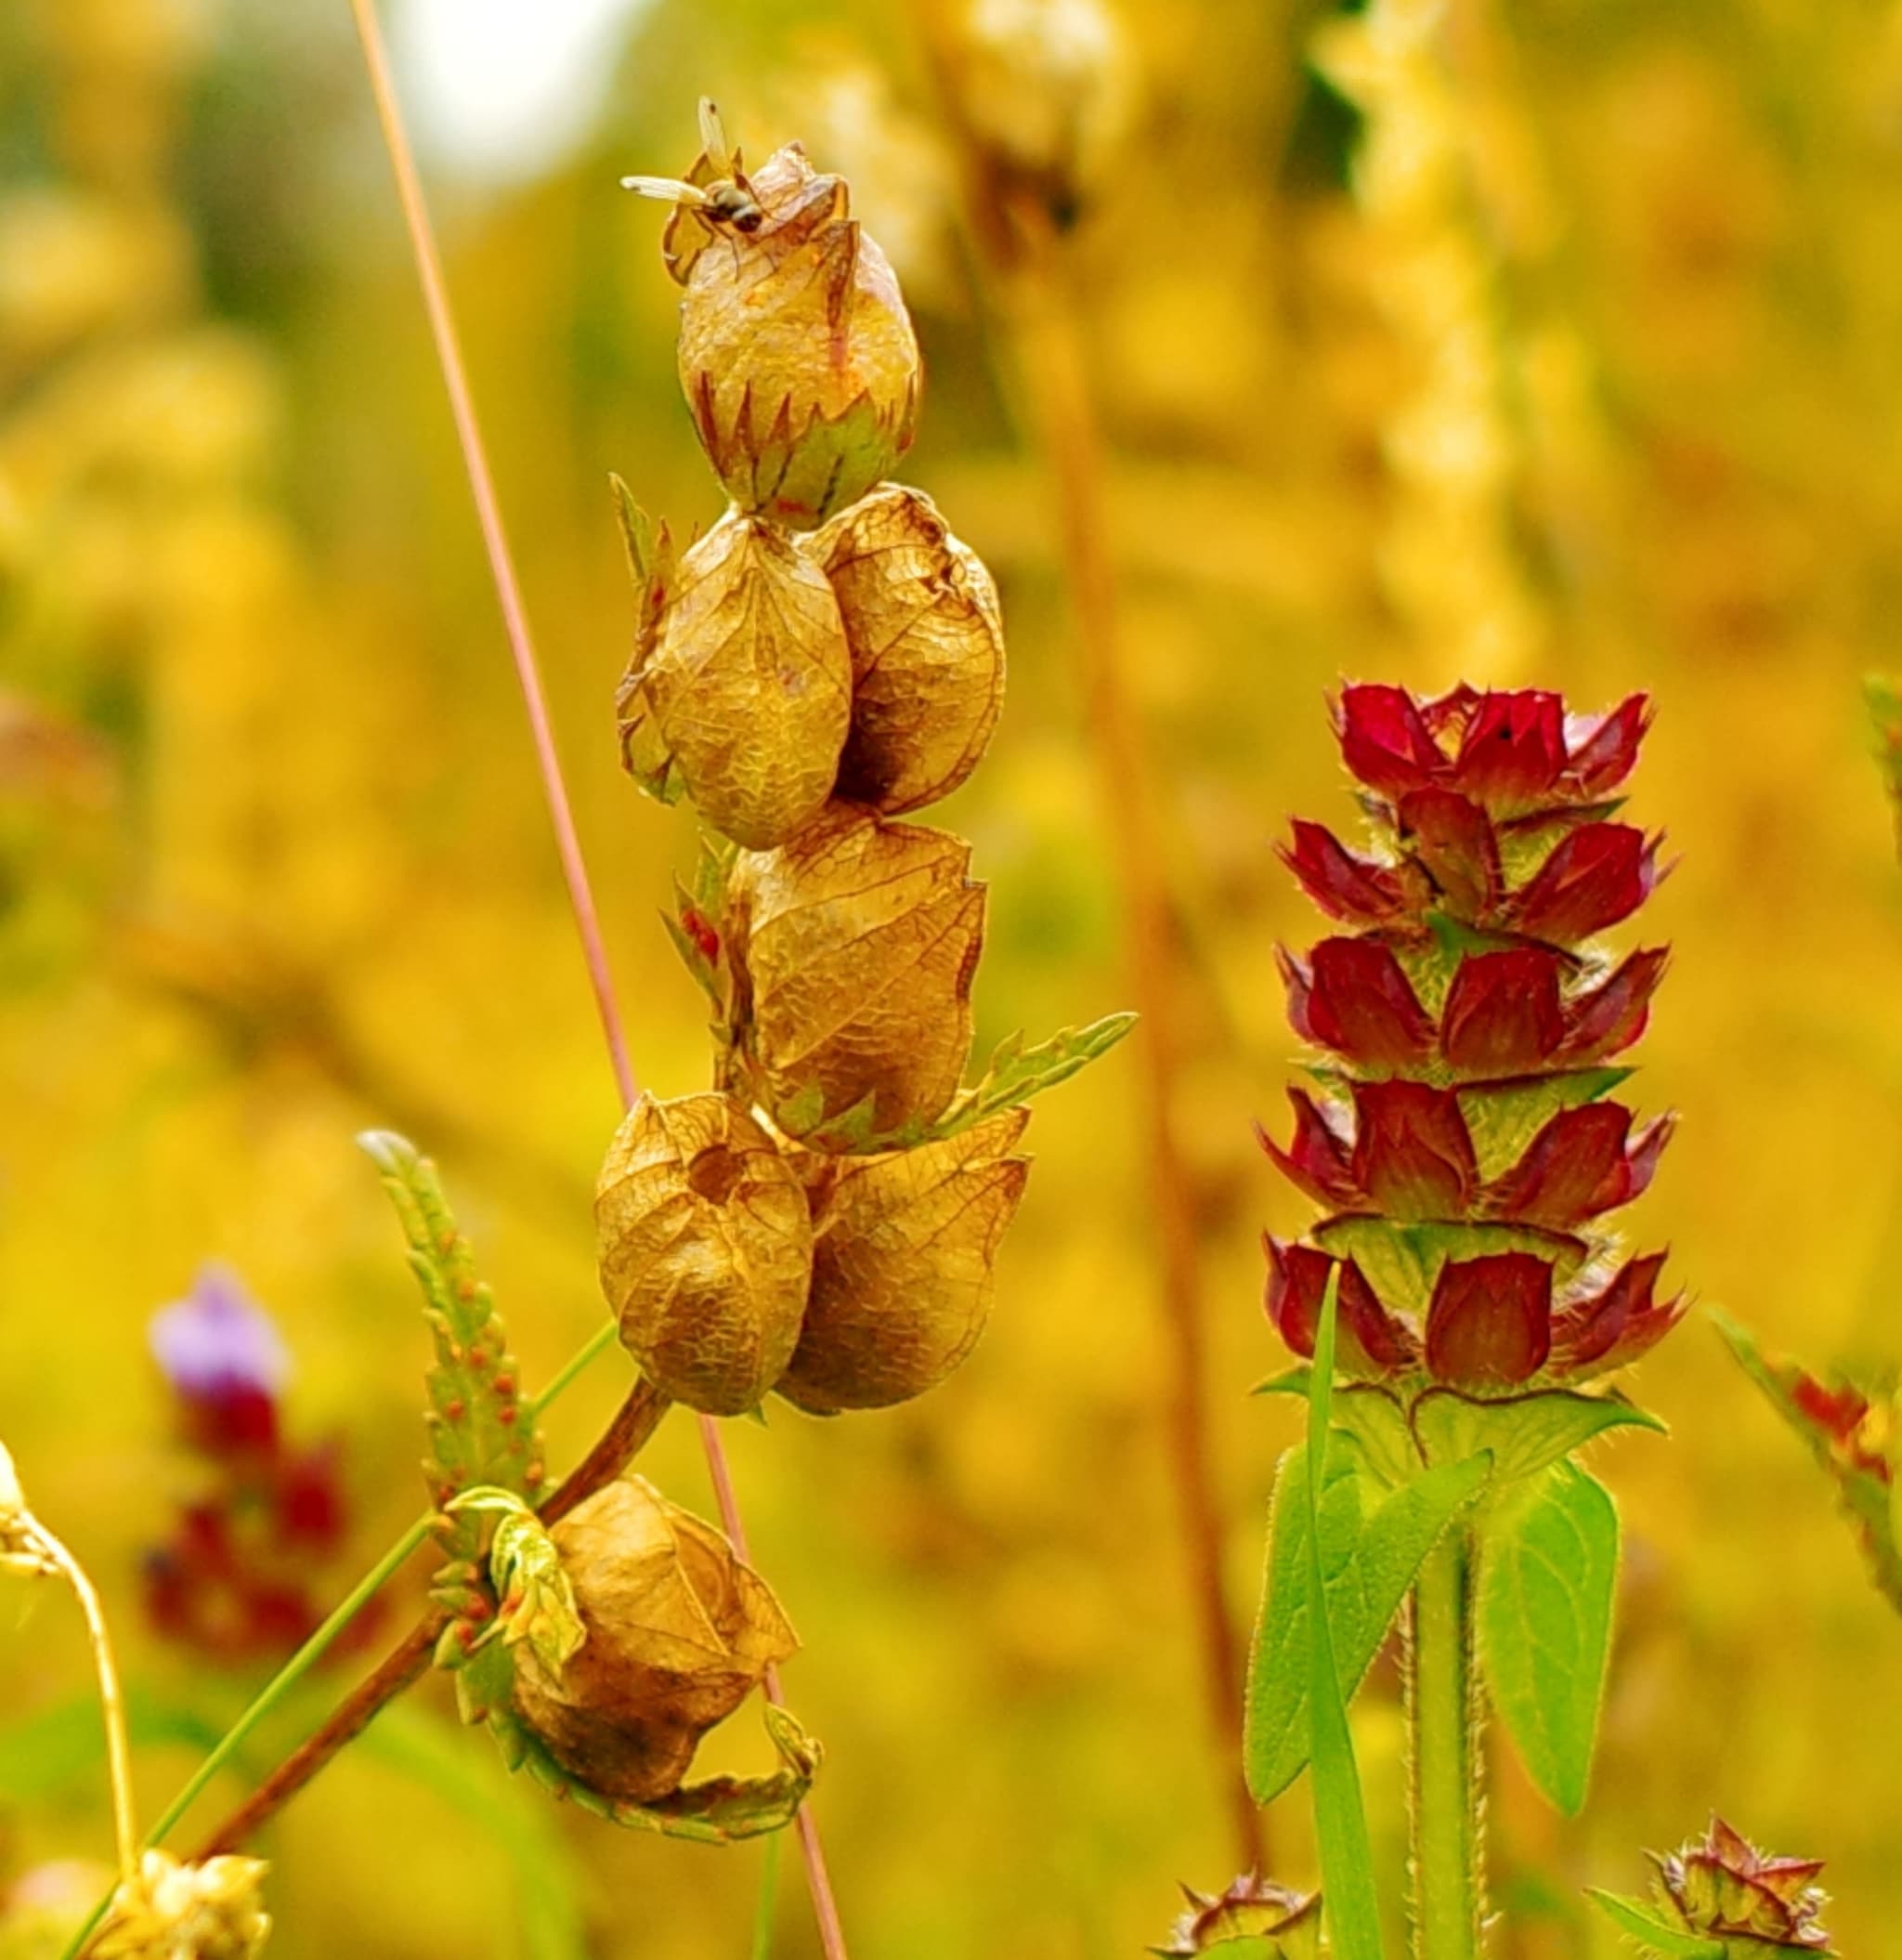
750;1830;785;1960
527;1318;618;1418
1410;1527;1483;1960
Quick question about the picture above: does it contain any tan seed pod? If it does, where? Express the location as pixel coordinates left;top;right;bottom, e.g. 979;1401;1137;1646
726;804;985;1143
807;484;1005;814
628;507;852;850
639;121;920;529
778;1111;1031;1413
511;1477;797;1805
596;1092;814;1416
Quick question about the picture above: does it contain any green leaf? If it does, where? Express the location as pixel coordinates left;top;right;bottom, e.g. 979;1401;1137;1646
1584;1890;1725;1957
1299;1270;1387;1960
921;1012;1139;1142
489;1509;586;1677
1246;1441;1490;1803
1479;1464;1618;1815
1414;1387;1663;1485
360;1130;548;1555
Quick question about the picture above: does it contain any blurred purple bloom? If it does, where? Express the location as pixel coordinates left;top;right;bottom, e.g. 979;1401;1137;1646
149;1264;292;1403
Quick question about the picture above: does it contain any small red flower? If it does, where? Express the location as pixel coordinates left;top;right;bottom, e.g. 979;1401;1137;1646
1440;948;1566;1074
1258;1092;1358;1209
1553;947;1668;1063
1424;1252;1553;1388
1452;690;1568;808
1281;820;1413;925
1484;1104;1673;1229
1281;938;1435;1069
1352;1080;1479;1218
1264;1239;1419;1374
1505;822;1660;942
1337;683;1445;799
1397;787;1501;917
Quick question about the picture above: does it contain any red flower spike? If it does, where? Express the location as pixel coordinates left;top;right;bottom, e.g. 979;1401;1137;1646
1440;948;1567;1074
1454;690;1567;808
1259;1091;1360;1209
1791;1375;1874;1448
1337;683;1445;798
1281;820;1413;926
1486;1103;1670;1228
1351;1080;1479;1218
1288;937;1436;1067
1264;1238;1417;1375
1564;694;1649;799
1425;1252;1553;1388
1397;787;1502;917
1555;947;1668;1063
1506;822;1659;942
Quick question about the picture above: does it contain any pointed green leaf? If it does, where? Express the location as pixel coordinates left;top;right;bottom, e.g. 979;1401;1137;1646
360;1132;547;1553
1300;1271;1387;1960
1246;1441;1491;1802
1479;1463;1618;1815
920;1011;1139;1142
1584;1890;1724;1957
1414;1386;1663;1485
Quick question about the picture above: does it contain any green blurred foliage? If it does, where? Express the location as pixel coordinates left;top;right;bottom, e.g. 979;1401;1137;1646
2;0;1901;1953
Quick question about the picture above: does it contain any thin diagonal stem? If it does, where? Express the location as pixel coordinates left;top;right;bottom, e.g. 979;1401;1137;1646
345;7;846;1952
1000;205;1261;1873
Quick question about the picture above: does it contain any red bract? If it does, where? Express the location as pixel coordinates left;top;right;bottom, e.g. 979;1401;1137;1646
1653;1818;1831;1950
1262;683;1674;1399
1424;1253;1552;1388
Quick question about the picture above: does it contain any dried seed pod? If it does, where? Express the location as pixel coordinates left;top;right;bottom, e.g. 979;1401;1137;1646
596;1092;814;1416
778;1112;1030;1413
726;803;985;1143
807;483;1005;813
510;1476;797;1805
623;507;852;850
643;120;921;528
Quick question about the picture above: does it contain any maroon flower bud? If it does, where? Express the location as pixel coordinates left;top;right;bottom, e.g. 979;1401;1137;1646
1440;948;1565;1075
1279;820;1413;926
1484;1104;1672;1229
1265;1240;1418;1377
1424;1252;1553;1389
1651;1818;1831;1950
1505;822;1660;942
1281;938;1435;1070
1352;1080;1479;1219
1396;787;1501;918
1550;1253;1680;1375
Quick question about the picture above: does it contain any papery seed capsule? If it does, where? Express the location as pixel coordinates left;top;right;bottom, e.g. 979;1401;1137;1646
726;803;985;1144
596;1093;814;1416
623;508;852;850
655;132;921;529
510;1476;797;1804
777;1112;1030;1413
807;484;1005;813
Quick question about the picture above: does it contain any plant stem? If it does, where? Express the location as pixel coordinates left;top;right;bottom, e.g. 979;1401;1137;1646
528;1320;620;1418
32;1524;140;1891
999;202;1260;1874
1409;1526;1483;1960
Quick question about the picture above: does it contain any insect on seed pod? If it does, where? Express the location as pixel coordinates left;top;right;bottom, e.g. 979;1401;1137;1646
777;1111;1032;1413
725;803;986;1145
619;506;852;851
510;1476;798;1804
807;483;1005;815
625;101;921;529
595;1092;814;1416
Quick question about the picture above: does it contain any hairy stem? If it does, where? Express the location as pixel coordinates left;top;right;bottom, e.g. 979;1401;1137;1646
1001;204;1260;1872
1409;1527;1483;1960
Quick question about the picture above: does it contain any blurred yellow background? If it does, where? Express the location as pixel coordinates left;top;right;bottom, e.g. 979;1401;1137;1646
3;0;1901;1953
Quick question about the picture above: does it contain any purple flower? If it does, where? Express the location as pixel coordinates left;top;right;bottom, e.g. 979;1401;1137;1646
149;1264;291;1405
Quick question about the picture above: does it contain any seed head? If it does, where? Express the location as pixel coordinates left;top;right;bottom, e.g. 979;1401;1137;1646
778;1112;1030;1413
807;483;1005;815
509;1476;797;1804
1652;1818;1832;1951
596;1093;814;1416
89;1849;271;1960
